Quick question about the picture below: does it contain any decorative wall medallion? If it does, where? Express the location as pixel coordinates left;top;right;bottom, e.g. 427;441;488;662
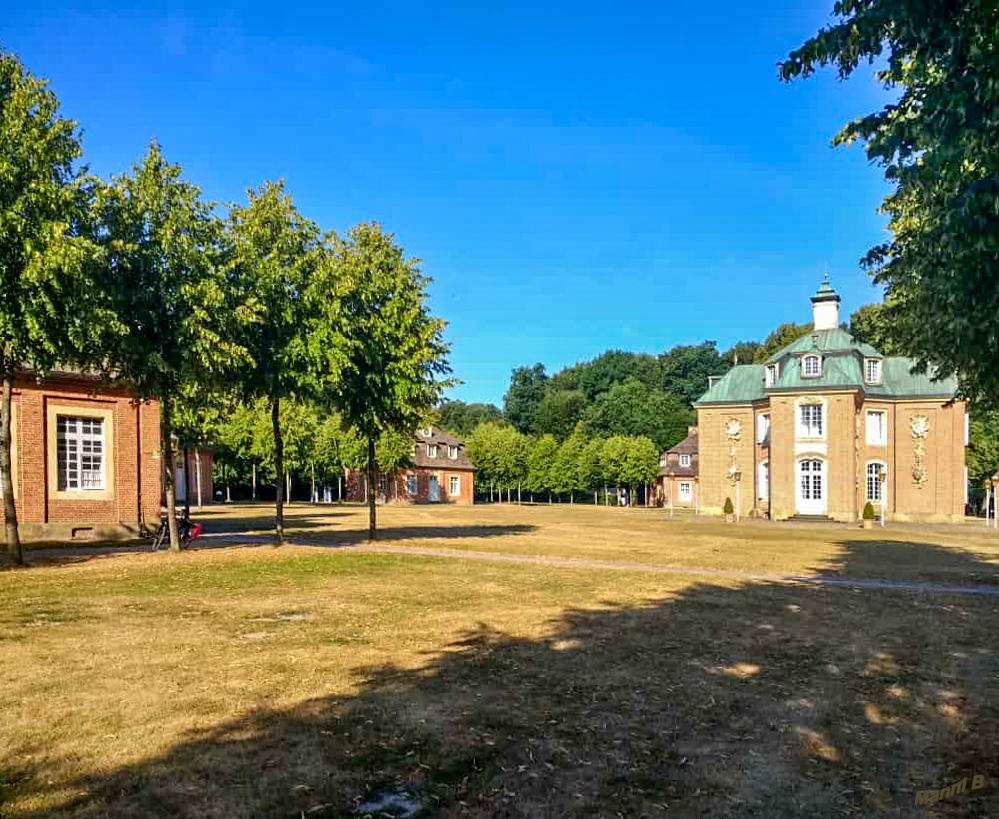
725;419;742;440
726;419;741;484
910;414;930;487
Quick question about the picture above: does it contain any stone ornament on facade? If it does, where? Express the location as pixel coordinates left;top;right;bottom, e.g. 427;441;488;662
910;414;930;487
726;419;741;484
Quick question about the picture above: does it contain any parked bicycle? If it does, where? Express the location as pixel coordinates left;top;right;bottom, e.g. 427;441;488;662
151;511;201;550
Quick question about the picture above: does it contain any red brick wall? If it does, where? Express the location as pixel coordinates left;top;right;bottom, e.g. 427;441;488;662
0;377;161;539
346;467;475;505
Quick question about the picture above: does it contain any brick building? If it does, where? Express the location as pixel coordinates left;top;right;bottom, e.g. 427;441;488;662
346;426;475;504
693;276;967;523
1;373;162;541
659;427;699;509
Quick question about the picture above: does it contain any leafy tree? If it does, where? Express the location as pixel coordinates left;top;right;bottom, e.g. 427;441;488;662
599;436;630;494
658;341;730;407
780;0;999;404
752;323;811;363
526;434;559;500
621;436;660;505
503;364;547;433
227;180;322;542
552;426;586;500
311;222;450;539
0;47;103;562
496;426;530;499
577;350;660;399
578;437;606;502
723;340;763;366
535;389;587;440
582;379;692;450
467;422;503;491
95;143;246;551
848;303;900;355
436;400;502;438
968;410;999;492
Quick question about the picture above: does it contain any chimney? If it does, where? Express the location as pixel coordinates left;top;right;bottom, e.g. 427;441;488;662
811;271;841;331
688;426;698;437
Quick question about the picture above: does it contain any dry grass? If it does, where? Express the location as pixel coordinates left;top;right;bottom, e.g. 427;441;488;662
3;503;998;817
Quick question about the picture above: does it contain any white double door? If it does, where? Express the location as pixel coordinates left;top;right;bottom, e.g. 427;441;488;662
796;458;827;515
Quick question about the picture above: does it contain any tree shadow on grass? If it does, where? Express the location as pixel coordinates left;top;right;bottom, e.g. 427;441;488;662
13;540;999;818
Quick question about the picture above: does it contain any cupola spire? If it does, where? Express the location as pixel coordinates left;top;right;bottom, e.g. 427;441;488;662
810;270;841;330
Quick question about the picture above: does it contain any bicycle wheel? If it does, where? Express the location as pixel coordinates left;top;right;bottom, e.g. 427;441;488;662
152;524;168;551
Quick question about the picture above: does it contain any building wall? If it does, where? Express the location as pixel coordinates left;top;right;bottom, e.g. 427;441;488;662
175;448;215;508
1;378;161;541
661;476;698;508
346;467;475;505
702;393;966;523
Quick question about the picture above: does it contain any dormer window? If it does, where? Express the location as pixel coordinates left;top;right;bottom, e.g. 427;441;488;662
802;354;822;378
865;358;882;385
448;445;458;459
765;363;779;387
679;454;691;468
427;444;438;458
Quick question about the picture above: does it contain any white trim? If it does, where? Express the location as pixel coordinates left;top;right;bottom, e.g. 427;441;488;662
765;363;778;387
802;354;822;378
865;409;888;446
864;358;882;385
679;454;691;468
427;444;438;459
57;415;106;491
758;460;769;500
756;413;770;444
678;481;692;501
449;475;461;496
865;460;887;503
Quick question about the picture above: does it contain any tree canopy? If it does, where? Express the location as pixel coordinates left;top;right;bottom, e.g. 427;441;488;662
780;0;999;405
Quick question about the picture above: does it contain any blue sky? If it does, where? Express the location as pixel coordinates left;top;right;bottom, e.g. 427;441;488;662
5;2;891;405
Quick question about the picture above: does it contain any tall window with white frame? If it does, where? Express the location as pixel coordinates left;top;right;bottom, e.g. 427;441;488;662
758;461;769;500
866;462;886;503
757;413;770;444
449;475;460;496
765;363;778;387
406;474;417;496
866;410;887;445
865;358;882;384
798;404;823;438
678;481;692;501
57;416;105;491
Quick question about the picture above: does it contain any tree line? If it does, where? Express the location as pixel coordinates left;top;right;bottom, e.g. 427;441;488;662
1;46;449;562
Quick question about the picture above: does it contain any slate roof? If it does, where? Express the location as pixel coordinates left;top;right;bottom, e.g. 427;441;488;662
659;430;699;477
412;426;476;470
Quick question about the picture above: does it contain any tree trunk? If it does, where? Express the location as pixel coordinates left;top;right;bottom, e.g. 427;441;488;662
286;471;291;505
252;462;257;500
161;395;181;551
518;483;522;504
366;435;377;541
272;397;285;543
1;371;23;564
194;446;203;510
311;463;316;504
593;490;597;505
338;474;343;504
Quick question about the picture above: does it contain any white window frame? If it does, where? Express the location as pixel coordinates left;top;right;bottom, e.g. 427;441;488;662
866;409;888;446
758;461;769;500
864;358;882;385
802;354;822;378
449;475;460;496
427;444;438;459
679;454;691;468
866;461;887;503
659;453;668;468
406;474;417;496
57;416;106;491
448;445;458;459
678;481;692;501
797;403;824;439
765;363;778;387
757;413;770;444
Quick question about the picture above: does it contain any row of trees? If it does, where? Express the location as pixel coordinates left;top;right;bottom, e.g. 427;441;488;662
1;46;450;561
467;422;659;505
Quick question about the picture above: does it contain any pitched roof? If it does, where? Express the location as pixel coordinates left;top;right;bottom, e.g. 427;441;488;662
412;426;475;470
765;328;879;362
667;432;699;455
695;364;767;405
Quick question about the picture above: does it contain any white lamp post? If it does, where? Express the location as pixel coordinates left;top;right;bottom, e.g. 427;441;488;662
733;469;742;524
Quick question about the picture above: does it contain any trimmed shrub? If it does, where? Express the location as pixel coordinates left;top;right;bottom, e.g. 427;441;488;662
723;497;734;515
862;501;875;520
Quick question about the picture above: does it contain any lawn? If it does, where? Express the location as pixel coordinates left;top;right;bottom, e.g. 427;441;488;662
2;503;998;817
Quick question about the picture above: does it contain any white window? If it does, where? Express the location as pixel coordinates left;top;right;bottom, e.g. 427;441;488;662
448;445;458;459
678;481;692;501
427;444;438;459
57;416;105;490
449;475;460;496
865;358;882;384
802;355;821;377
406;474;417;496
866;462;886;503
965;413;970;446
798;404;823;438
679;454;691;468
659;453;667;468
866;410;887;445
757;413;770;444
758;461;769;500
765;364;778;387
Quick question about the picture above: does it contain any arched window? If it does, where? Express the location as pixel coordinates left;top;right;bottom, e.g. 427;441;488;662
802;354;822;377
866;462;887;503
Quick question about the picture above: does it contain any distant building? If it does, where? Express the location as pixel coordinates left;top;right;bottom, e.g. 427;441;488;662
659;427;699;509
1;372;161;540
346;426;475;505
693;275;967;522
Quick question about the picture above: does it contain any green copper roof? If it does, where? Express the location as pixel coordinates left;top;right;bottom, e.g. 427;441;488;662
768;352;863;391
868;358;959;398
765;327;879;363
695;364;766;404
810;271;840;303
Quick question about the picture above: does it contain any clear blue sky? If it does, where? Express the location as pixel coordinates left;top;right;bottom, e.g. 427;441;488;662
4;1;891;406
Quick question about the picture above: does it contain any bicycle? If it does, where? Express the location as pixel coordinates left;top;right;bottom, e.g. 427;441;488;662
151;512;197;550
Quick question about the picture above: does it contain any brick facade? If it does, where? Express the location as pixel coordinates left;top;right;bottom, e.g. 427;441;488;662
1;375;161;541
346;466;475;505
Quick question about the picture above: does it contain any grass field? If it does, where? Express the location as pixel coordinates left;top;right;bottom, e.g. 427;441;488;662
3;503;999;817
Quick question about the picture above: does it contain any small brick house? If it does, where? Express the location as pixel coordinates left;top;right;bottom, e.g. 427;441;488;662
659;427;699;509
346;426;475;504
694;276;967;522
1;372;162;541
